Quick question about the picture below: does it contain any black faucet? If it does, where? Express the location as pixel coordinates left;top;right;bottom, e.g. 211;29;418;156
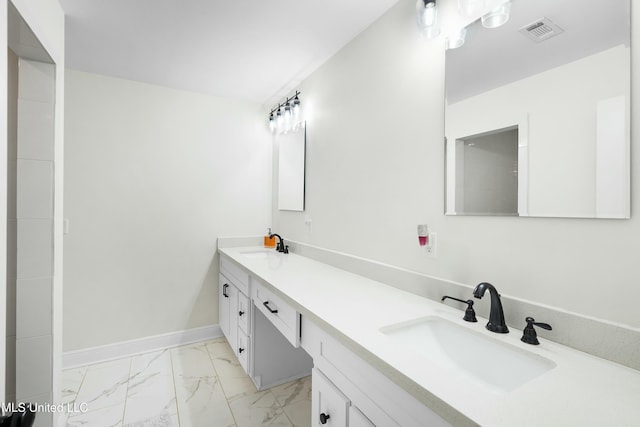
269;233;289;253
473;282;509;333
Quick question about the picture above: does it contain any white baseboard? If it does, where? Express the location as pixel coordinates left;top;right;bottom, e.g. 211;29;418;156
62;325;222;369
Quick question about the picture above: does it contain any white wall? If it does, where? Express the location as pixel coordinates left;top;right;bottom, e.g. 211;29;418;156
63;70;271;351
273;0;640;329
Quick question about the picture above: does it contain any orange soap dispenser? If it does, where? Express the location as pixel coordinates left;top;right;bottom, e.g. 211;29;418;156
264;228;276;248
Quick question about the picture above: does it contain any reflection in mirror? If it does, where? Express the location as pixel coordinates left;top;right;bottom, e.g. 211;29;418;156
277;123;306;211
445;0;630;218
454;126;519;215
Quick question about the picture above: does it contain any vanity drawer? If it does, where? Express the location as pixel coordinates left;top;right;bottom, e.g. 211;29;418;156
220;255;249;295
237;290;251;334
349;406;375;427
252;278;300;347
237;329;250;374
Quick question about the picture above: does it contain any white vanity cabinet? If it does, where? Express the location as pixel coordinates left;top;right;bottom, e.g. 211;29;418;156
219;257;252;371
348;407;375;427
302;316;451;427
219;255;313;389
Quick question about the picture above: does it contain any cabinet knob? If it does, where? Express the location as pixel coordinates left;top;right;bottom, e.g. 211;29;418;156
319;413;330;424
239;347;245;353
239;310;245;317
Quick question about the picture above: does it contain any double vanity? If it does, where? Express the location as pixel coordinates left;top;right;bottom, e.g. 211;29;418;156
218;244;640;426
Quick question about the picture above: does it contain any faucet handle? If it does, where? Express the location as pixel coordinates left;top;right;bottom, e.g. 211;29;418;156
521;317;552;345
441;296;478;323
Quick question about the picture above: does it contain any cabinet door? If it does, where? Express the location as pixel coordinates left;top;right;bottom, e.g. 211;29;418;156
312;368;348;427
219;274;231;340
349;406;375;427
237;291;250;334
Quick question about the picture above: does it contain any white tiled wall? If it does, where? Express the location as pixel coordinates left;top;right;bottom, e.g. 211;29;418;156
14;58;56;418
16;278;52;339
16;220;53;279
16;159;53;218
6;47;19;405
17;100;55;161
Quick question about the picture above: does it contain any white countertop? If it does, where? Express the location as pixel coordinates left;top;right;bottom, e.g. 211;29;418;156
219;246;640;427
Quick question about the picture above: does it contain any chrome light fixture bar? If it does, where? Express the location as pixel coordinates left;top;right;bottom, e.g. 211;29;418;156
268;91;302;134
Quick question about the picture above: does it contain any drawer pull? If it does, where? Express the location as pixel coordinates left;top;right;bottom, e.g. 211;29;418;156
239;347;245;353
239;310;245;317
223;284;229;298
263;301;278;314
319;413;330;424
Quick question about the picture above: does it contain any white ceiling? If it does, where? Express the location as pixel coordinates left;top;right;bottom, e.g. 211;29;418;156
59;0;400;105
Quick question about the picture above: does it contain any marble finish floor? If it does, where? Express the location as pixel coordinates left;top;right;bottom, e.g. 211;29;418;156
61;338;311;427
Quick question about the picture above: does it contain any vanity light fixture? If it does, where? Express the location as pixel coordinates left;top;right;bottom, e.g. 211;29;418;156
416;0;441;39
268;91;302;134
481;0;512;29
292;94;301;121
268;112;276;132
458;0;486;17
418;0;512;49
447;27;467;49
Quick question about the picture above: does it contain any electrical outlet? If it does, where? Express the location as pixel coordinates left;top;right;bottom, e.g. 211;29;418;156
425;232;437;257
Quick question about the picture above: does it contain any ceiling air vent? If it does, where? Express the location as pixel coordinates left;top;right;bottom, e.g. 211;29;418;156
519;17;564;43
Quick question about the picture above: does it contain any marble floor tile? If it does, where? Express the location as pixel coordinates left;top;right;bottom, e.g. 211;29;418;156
62;338;312;427
123;411;179;427
229;390;293;427
174;375;235;427
130;350;173;379
171;342;217;379
123;370;178;426
205;337;235;357
270;377;311;407
218;374;258;402
61;366;87;405
74;358;131;412
65;403;125;427
210;352;246;381
282;399;312;427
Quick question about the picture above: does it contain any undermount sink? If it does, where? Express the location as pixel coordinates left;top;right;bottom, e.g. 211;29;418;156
380;316;555;394
239;249;273;259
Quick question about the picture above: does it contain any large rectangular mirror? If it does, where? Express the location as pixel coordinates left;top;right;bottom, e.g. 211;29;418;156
277;123;306;211
445;0;630;218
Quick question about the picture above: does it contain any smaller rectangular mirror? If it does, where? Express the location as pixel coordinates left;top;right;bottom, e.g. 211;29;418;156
277;123;306;211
